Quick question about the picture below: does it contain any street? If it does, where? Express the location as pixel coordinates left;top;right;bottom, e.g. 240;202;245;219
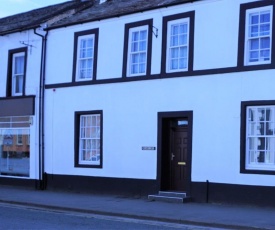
0;203;221;230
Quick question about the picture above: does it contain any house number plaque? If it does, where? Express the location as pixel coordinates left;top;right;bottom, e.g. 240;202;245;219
142;147;156;150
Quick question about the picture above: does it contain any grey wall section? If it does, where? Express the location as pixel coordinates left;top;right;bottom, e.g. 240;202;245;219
0;96;35;116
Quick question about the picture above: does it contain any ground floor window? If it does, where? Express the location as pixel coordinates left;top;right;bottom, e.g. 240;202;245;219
74;110;103;168
0;116;30;177
241;101;275;174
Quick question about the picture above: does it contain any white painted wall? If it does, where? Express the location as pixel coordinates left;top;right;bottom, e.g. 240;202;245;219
44;0;275;187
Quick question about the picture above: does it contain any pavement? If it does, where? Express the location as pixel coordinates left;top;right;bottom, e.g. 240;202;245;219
0;185;275;230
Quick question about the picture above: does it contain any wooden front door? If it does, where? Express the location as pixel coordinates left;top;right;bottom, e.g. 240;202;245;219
170;127;188;191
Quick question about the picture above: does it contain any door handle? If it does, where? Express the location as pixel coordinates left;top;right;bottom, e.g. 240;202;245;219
171;153;175;161
178;162;186;165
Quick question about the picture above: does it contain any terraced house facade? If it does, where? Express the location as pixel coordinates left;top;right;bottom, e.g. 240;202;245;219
1;0;275;206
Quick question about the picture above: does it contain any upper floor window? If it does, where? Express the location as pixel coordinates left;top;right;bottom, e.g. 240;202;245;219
239;1;275;68
245;6;273;65
12;53;25;96
167;18;189;72
7;48;27;97
72;29;99;82
128;25;148;76
161;12;194;76
122;19;153;78
241;101;275;174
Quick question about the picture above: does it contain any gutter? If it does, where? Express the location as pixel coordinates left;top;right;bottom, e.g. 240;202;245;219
34;27;48;190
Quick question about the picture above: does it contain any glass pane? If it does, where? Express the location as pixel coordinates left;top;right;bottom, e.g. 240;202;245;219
139;53;146;63
131;64;138;74
179;58;187;69
179;34;187;46
180;47;187;58
260;12;270;23
0;126;30;177
131;54;139;64
132;31;139;41
15;56;24;74
15;75;23;94
250;25;258;37
140;30;147;40
87;48;93;58
80;40;86;49
139;41;147;51
260;37;270;49
170;35;178;46
171;59;178;70
250;13;259;24
260;50;270;60
250;39;259;49
171;24;179;35
131;41;138;52
87;38;93;48
139;63;145;73
171;48;179;58
260;24;270;36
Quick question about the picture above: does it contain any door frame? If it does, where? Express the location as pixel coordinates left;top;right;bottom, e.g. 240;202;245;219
157;111;193;195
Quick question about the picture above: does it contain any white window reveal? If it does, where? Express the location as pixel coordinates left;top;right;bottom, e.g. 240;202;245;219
79;114;101;165
12;52;25;96
246;106;275;170
245;6;273;65
167;18;189;72
128;25;148;76
77;34;95;81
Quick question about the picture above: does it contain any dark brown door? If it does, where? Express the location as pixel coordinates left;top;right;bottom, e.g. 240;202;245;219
170;127;188;191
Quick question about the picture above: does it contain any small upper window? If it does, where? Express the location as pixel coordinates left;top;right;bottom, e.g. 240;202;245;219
167;18;189;72
72;29;98;82
12;52;25;96
128;25;148;77
245;6;273;65
77;34;94;81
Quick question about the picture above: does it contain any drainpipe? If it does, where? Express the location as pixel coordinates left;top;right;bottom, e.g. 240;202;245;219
34;27;48;190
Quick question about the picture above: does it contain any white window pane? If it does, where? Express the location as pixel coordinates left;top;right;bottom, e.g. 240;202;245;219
132;31;139;41
171;48;179;58
171;35;178;46
139;63;145;73
180;47;187;58
171;25;179;35
15;75;23;94
171;59;178;69
250;25;258;37
131;64;138;74
250;13;259;24
179;58;187;69
179;34;187;46
87;38;93;47
139;53;146;63
261;12;270;23
15;56;24;74
260;37;270;49
131;54;139;64
131;41;138;52
140;30;147;40
139;41;147;51
87;48;93;58
250;39;259;49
